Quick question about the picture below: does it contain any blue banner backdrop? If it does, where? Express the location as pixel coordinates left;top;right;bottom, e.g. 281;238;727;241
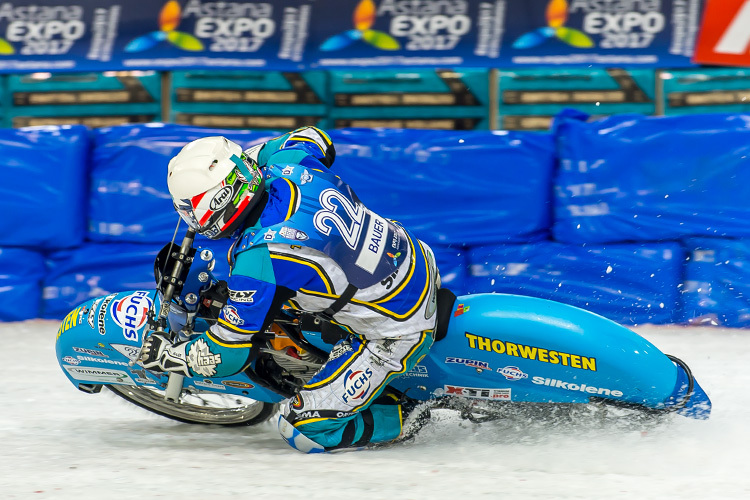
0;0;706;73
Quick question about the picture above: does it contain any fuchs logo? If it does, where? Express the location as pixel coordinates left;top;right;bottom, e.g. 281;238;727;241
125;0;204;52
513;0;594;49
209;185;233;211
222;304;245;325
110;291;153;342
341;367;374;403
497;366;528;381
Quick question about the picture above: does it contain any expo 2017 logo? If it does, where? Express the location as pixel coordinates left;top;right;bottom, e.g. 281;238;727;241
513;0;593;49
319;0;400;51
125;0;204;52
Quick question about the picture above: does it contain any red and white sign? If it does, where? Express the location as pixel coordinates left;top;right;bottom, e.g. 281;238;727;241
694;0;750;66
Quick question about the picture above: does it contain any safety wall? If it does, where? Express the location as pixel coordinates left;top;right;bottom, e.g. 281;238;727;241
3;114;750;328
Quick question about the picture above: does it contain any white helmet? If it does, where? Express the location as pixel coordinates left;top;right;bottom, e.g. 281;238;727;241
167;136;265;239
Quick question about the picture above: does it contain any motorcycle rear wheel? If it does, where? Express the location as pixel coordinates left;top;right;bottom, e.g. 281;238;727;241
107;384;279;426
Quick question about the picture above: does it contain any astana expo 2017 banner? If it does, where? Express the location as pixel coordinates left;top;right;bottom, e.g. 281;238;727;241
0;0;707;73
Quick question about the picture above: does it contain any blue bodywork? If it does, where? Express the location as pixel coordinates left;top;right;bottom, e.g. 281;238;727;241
56;290;711;419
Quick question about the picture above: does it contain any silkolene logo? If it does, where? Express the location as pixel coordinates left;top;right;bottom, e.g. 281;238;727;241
513;0;593;49
125;0;203;52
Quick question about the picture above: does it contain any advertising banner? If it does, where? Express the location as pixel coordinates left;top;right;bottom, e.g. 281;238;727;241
0;0;311;73
0;0;706;73
693;0;750;66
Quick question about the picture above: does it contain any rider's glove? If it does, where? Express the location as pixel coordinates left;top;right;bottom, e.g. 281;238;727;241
140;333;191;377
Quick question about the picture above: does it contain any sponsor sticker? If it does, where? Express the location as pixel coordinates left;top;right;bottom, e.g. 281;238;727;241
228;289;256;303
64;366;134;385
222;305;245;326
531;376;623;397
97;294;117;336
63;356;80;365
355;214;387;273
279;226;309;241
73;347;108;358
445;356;490;371
442;385;512;401
402;364;428;378
187;339;222;377
498;366;528;381
209;185;233;211
341;367;373;404
110;343;141;361
222;380;254;390
193;380;226;391
87;298;102;329
110;291;153;342
76;355;129;366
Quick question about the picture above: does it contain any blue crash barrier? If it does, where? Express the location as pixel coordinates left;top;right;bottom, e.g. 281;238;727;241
88;124;279;244
429;244;468;295
466;241;684;325
553;111;750;244
0;247;45;321
679;238;750;328
329;128;555;246
42;239;234;320
2;118;750;324
0;125;89;249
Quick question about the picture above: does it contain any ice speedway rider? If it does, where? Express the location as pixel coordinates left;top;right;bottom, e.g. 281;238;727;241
140;126;442;452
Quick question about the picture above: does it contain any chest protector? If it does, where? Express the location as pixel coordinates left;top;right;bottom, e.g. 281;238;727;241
235;165;410;290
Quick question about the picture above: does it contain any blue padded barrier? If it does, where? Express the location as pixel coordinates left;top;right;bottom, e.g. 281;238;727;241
0;247;44;321
467;241;684;325
42;239;234;320
679;238;750;328
553;111;750;244
0;125;88;249
329;129;555;246
88;124;279;243
430;244;468;296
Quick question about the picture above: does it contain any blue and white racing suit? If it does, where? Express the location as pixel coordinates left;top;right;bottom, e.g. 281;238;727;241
176;127;440;452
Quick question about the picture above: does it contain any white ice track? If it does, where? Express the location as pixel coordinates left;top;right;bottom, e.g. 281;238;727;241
2;321;749;500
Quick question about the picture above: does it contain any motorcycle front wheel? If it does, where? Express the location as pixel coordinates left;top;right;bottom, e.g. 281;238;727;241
107;384;279;426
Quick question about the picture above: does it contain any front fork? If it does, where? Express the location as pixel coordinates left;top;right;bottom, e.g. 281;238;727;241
135;227;197;402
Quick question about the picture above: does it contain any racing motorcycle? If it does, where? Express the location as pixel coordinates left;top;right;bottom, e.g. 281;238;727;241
55;229;711;436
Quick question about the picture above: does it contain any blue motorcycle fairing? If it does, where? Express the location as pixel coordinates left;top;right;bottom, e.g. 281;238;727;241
55;290;284;403
384;293;711;418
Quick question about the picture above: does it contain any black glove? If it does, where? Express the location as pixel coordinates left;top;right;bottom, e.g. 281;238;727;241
140;333;190;377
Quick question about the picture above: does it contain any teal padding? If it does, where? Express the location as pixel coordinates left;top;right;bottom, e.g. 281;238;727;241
368;404;403;443
257;133;291;165
229;154;252;179
267;149;317;166
233;243;276;284
185;333;251;378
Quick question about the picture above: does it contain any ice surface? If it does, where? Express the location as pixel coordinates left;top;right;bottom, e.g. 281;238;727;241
1;320;749;499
